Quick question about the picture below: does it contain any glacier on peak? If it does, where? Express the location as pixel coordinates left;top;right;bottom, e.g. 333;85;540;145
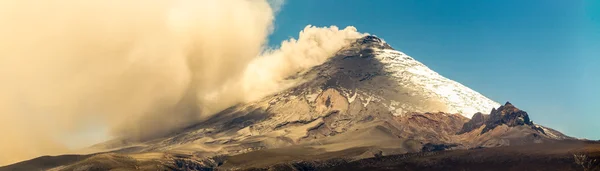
374;48;500;118
338;35;500;118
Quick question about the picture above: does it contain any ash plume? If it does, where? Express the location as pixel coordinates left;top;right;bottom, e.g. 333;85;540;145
0;0;364;165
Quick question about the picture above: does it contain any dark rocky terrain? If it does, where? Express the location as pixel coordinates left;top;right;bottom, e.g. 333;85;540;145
254;140;600;171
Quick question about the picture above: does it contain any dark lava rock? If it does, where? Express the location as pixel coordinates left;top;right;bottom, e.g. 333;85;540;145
481;101;533;134
356;35;393;49
421;143;458;152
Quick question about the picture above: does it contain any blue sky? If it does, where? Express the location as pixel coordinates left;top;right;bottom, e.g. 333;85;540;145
269;0;600;139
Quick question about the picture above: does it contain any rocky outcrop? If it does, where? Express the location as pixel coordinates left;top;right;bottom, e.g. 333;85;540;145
459;112;489;134
481;102;533;134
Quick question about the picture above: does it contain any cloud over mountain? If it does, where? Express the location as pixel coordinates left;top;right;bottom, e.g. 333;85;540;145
0;0;364;165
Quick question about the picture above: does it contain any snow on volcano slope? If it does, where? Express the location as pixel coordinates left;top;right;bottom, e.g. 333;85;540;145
328;35;500;118
374;48;500;118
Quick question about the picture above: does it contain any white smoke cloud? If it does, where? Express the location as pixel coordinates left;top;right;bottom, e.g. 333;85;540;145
241;25;367;102
0;0;365;165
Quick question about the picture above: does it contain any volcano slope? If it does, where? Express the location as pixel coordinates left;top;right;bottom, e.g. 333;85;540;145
1;36;597;171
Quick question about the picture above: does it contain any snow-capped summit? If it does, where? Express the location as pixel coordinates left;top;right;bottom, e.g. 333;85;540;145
318;35;501;118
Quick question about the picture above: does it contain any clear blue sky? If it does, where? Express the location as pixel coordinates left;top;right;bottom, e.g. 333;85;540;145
269;0;600;139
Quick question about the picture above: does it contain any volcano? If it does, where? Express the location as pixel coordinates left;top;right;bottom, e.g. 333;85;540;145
2;36;597;171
